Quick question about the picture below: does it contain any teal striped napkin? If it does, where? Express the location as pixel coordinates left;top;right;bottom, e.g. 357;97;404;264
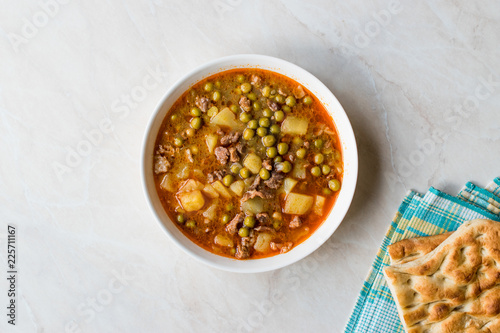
344;177;500;333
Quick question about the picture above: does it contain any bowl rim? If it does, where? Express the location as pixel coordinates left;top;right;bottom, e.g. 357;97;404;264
142;54;358;273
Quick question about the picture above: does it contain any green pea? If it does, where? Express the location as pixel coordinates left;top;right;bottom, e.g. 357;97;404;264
240;112;252;123
174;137;183;147
221;214;230;224
314;153;325;164
234;88;242;95
259;168;270;180
186;220;196;228
322;165;331;175
247;92;257;101
226;203;234;211
323;188;333;195
190;117;203;129
274;156;283;163
223;174;234;187
215;80;222;88
277;142;289;155
282;105;291;113
248;119;258;129
190;107;201;117
230;104;238;113
171;114;178;121
244;216;256;228
303;96;313;105
275;95;285;104
314;139;324;149
270;89;276;95
274;110;285;122
230;248;236;255
230;164;241;174
311;166;321;177
328;179;341;191
236;74;245;83
204;82;214;92
241;83;252;93
262;135;276;147
253;101;261;111
240;167;250;179
266;147;278;158
259;117;270;128
282;161;292;173
262;86;271;97
262;108;273;117
256;127;267;137
285;96;296;107
176;214;185;224
296;148;307;159
238;227;249;237
243;128;255;140
270;124;280;134
292;137;303;145
212;91;221;102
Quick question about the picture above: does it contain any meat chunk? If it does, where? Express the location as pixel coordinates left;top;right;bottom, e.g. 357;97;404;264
235;237;251;259
267;99;279;111
207;169;227;183
154;155;170;174
156;144;175;157
226;213;244;235
304;141;310;149
262;159;273;171
186;149;194;163
278;88;287;96
239;96;252;112
195;96;210;112
254;226;274;233
214;146;229;165
280;242;293;253
235;142;244;154
256;213;270;225
228;146;239;163
293;85;306;99
241;188;273;202
264;172;285;189
250;74;262;87
289;216;302;229
248;175;262;191
220;132;241;146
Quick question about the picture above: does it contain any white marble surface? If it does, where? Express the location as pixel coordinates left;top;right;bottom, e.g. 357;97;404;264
1;1;499;332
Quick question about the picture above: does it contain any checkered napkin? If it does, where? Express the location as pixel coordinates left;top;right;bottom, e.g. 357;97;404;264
344;177;500;333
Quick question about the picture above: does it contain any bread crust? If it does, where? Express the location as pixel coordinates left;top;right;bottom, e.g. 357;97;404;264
388;232;453;265
383;219;500;333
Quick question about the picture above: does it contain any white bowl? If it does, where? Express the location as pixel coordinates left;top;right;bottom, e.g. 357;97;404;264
142;55;358;273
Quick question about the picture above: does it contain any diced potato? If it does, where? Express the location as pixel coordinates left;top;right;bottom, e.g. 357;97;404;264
202;184;219;198
292;160;307;179
241;197;264;215
281;116;309;136
205;134;218;154
283;178;298;194
283;193;314;215
214;234;234;247
176;165;190;179
292;226;310;242
210;107;242;130
178;179;204;193
243;153;262;174
159;173;175;192
203;200;219;220
177;190;205;212
230;180;245;197
254;233;273;252
313;195;326;215
212;180;232;199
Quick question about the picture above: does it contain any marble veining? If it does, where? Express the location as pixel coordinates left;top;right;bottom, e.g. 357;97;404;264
0;0;499;332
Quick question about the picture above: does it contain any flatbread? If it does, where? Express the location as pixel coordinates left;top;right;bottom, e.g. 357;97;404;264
383;219;500;333
388;232;453;265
